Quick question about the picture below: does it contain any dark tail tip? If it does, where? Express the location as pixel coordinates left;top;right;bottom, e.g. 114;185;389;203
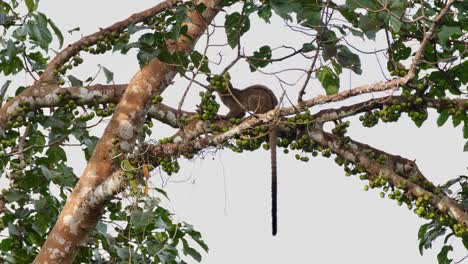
272;216;277;236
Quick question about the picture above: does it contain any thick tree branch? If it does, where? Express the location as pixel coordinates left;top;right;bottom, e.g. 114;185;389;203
33;1;221;263
142;114;468;228
0;0;181;133
2;83;194;128
312;96;468;123
307;128;468;226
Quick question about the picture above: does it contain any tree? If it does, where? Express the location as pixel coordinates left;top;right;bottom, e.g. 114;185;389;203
0;0;466;263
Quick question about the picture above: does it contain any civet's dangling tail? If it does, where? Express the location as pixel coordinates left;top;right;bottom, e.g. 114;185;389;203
211;76;279;236
270;126;278;236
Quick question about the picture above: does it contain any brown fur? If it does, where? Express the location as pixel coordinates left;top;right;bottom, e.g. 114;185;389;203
218;83;278;118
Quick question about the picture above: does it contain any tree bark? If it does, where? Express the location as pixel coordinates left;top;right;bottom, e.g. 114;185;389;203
33;1;220;263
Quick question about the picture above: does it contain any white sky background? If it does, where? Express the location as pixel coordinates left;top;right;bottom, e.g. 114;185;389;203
7;0;467;263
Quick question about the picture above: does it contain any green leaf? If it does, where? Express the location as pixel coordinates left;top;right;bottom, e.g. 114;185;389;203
8;222;20;237
115;246;130;260
0;56;23;75
67;75;83;87
418;223;429;255
438;26;461;44
6;190;27;203
464;141;468;152
464;121;468;139
82;136;99;161
452;113;462;127
170;4;188;40
26;13;53;49
40;165;59;181
0;80;11;106
317;66;339;95
337;5;358;25
302;43;315;53
101;66;114;84
418;221;447;256
437;109;450;127
270;0;321;26
95;221;107;234
247;45;272;72
16;169;41;190
150;239;168;254
122;160;135;171
155;187;169;199
343;25;364;38
0;2;16;28
389;16;402;33
187;230;209;252
257;5;272;23
25;0;36;13
299;10;321;27
25;227;43;246
320;30;338;62
269;0;298;20
156;216;169;230
443;233;454;244
48;19;64;48
346;0;379;10
454;61;468;84
138;49;159;67
27;51;48;71
332;59;342;75
42;116;66;130
437;245;453;264
46;146;67;163
358;13;383;39
323;45;338;63
224;12;250;48
194;2;207;13
26;130;46;153
389;0;406;12
418;223;429;239
336;45;362;74
182;238;202;262
131;210;153;231
15;85;27;96
190;51;210;74
440;177;462;192
0;238;14;251
5;39;19;61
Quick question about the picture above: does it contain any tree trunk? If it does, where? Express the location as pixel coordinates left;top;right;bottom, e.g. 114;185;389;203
33;1;220;263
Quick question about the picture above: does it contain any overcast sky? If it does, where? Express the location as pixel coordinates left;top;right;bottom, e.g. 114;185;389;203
8;1;468;263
